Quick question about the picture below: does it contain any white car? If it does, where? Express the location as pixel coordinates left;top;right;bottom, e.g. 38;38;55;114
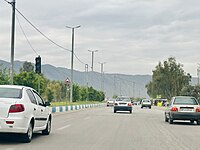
114;96;132;113
107;99;115;106
0;85;52;142
165;96;200;124
141;99;152;109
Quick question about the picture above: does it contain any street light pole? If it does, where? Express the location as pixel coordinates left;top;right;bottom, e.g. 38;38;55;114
88;50;98;71
99;62;106;92
66;25;80;103
10;0;16;85
85;64;89;101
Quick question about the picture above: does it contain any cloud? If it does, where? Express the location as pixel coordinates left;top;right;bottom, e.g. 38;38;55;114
1;0;200;76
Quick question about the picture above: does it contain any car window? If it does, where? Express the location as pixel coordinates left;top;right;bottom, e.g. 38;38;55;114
116;97;131;102
33;91;45;106
174;97;198;105
26;89;37;105
143;100;150;102
0;87;22;98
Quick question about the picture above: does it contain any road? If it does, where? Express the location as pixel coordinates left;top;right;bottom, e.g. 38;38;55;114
0;105;200;150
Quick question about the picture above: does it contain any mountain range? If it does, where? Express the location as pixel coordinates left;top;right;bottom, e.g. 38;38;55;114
0;60;197;98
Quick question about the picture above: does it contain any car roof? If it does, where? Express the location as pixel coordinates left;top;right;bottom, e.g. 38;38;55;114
0;85;31;90
174;96;195;99
117;96;130;98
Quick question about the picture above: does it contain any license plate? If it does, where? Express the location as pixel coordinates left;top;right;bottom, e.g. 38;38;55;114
180;108;193;112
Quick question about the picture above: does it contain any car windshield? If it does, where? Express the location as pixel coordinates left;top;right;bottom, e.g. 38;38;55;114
0;88;22;99
143;100;150;102
173;97;198;105
116;97;131;102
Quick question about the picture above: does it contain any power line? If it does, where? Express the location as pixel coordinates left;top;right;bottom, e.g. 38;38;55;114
3;0;11;4
16;15;39;56
15;8;90;66
4;1;89;68
15;8;71;52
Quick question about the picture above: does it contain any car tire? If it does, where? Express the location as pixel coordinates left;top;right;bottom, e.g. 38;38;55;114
23;122;33;143
190;120;194;124
141;106;143;109
197;120;200;125
130;110;132;114
165;113;169;122
169;116;173;124
42;118;51;135
114;110;116;113
149;106;151;109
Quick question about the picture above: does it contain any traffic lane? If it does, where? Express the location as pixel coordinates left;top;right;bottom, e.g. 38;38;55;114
0;106;200;150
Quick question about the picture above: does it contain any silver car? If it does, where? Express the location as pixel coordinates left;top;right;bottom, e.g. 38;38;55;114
165;96;200;124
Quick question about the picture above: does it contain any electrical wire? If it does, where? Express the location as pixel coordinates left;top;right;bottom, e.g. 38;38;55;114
4;0;90;68
15;8;91;66
16;15;39;56
3;0;11;4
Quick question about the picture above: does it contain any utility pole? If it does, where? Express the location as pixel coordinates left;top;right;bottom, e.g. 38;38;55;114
10;0;16;85
113;75;116;97
66;25;80;103
85;64;89;101
133;82;135;98
88;50;98;71
197;64;200;85
99;62;106;92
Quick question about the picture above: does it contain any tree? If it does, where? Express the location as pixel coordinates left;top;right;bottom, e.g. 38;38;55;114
20;61;34;72
14;71;47;94
0;65;9;84
146;57;191;99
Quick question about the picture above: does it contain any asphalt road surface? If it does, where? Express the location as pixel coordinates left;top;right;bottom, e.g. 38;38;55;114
1;105;200;150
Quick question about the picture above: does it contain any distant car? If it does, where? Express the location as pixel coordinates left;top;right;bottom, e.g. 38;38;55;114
165;96;200;125
114;96;132;113
107;99;115;107
141;99;152;109
0;85;52;142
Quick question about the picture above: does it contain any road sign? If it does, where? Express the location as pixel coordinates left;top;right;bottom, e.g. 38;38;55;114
65;78;70;85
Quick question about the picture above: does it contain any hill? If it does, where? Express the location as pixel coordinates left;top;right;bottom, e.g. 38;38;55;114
0;60;197;98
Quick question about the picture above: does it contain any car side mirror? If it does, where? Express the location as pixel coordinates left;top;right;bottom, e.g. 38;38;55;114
45;101;51;107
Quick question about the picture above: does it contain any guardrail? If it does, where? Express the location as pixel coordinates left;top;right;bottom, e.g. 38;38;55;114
50;104;102;113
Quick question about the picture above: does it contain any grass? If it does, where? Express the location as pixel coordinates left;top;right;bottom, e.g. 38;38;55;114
50;101;102;107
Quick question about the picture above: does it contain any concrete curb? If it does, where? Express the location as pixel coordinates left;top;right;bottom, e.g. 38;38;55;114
50;103;102;113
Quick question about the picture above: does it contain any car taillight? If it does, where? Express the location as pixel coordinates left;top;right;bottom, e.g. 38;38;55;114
9;104;25;113
196;107;200;112
128;103;132;106
171;107;178;111
6;121;14;124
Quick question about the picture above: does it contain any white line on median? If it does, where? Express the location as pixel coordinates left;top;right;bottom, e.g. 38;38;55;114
56;124;71;131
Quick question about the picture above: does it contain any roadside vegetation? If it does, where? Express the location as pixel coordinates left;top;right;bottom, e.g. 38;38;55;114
146;57;200;102
0;62;105;105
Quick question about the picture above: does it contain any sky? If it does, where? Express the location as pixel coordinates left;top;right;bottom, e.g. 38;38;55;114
1;0;200;77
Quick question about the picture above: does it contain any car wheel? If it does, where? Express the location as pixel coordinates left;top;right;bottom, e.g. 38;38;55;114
141;106;143;109
190;120;194;124
130;110;132;114
169;116;173;124
165;113;169;122
114;110;116;113
149;106;151;109
197;120;200;125
42;118;51;135
23;122;33;143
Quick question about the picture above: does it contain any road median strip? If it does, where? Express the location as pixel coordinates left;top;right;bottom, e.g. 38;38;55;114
50;103;103;113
